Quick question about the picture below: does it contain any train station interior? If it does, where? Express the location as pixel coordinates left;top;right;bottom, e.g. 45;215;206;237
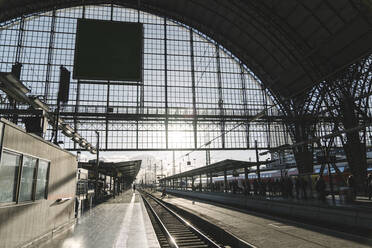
0;1;372;247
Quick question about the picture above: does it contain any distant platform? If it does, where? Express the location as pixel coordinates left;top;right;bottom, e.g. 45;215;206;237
38;190;160;248
155;190;372;247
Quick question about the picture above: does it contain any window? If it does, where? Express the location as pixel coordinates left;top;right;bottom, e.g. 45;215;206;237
18;156;37;202
0;151;21;203
0;150;51;204
35;160;49;200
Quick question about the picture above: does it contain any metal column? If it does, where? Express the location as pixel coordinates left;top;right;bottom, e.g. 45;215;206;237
244;167;249;194
192;176;194;191
209;173;213;192
224;170;228;192
190;28;198;148
200;173;202;192
44;10;56;103
164;17;169;149
240;63;250;148
255;140;261;182
215;44;225;148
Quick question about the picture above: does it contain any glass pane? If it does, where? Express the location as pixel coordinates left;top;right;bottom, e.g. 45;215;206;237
35;160;49;200
0;152;20;203
19;156;37;202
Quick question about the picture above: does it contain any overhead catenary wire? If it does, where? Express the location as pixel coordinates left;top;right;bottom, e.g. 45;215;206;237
179;105;274;159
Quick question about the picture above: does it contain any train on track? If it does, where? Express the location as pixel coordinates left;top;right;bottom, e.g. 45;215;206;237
184;158;372;193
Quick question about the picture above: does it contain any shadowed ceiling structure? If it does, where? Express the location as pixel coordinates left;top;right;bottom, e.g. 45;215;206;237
1;0;371;103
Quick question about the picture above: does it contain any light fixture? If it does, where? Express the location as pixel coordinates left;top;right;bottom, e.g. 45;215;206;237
0;72;30;103
0;71;98;155
80;138;87;147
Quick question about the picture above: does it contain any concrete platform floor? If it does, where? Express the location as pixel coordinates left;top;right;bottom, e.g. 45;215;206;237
155;191;372;248
39;190;160;248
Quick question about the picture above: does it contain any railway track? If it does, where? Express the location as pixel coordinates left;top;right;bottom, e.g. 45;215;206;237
141;191;222;248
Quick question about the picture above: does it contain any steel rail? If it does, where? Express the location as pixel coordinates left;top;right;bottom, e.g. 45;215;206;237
142;191;221;248
142;193;179;248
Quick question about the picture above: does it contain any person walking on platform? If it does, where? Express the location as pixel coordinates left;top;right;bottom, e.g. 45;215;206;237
287;177;293;198
315;176;326;202
161;188;167;199
232;180;237;194
367;174;372;200
132;183;136;192
260;181;266;196
253;179;258;195
274;179;280;196
267;179;273;197
280;178;285;197
295;177;300;199
348;175;356;200
75;196;80;218
301;177;308;200
244;180;251;195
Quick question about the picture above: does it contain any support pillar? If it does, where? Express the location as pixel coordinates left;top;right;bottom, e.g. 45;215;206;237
192;176;195;191
291;116;315;174
255;140;261;182
110;176;113;195
341;96;367;192
104;175;107;194
200;174;202;192
113;177;117;199
244;167;249;194
224;170;228;193
209;173;213;192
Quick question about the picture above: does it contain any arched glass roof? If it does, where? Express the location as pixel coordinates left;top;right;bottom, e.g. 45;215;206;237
0;4;288;151
1;0;371;100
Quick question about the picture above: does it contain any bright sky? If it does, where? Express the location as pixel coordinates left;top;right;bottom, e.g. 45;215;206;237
78;148;270;183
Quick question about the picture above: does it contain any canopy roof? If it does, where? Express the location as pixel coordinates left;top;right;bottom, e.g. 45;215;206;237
160;159;269;181
0;0;371;101
79;160;141;183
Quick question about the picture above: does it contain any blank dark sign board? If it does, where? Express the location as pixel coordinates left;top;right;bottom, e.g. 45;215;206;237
73;19;143;82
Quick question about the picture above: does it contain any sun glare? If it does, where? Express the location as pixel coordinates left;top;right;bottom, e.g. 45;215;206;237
169;131;190;147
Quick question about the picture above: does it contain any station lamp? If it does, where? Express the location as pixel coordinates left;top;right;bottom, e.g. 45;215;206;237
0;72;30;103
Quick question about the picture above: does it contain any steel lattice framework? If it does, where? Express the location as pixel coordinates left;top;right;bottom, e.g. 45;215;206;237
0;1;371;189
0;3;371;157
0;4;291;151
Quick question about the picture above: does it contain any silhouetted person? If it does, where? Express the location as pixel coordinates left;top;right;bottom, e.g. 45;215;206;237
315;176;326;202
245;180;251;195
348;175;356;200
75;196;79;218
161;188;167;199
367;174;372;200
287;177;293;198
253;179;258;195
301;177;308;200
267;179;273;196
260;181;266;196
132;183;136;192
232;180;237;194
280;178;285;197
295;177;300;199
274;179;280;196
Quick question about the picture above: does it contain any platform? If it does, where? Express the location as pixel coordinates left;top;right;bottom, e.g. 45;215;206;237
38;190;160;248
154;191;372;247
162;188;372;230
